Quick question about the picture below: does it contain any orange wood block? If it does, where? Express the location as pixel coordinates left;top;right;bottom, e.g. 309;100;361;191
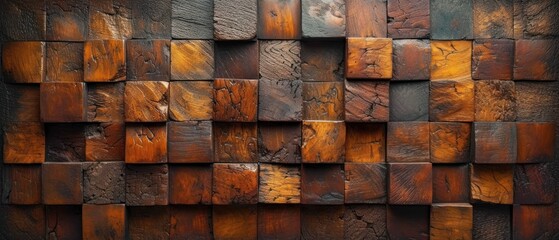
170;40;214;80
2;41;45;83
430;41;472;81
213;79;258;122
213;205;257;240
345;123;385;163
430;203;473;240
214;122;257;163
212;163;258;205
40;82;87;122
169;81;213;121
259;164;301;204
2;165;42;204
125;123;167;164
3;122;45;164
124;81;169;122
388;163;432;205
430;79;475;122
169;165;212;205
516;122;555;163
302;121;345;163
258;0;301;39
346;38;393;79
470;164;513;204
82;204;126;240
84;40;126;82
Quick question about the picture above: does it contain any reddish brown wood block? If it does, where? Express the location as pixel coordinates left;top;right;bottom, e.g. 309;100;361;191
4;84;40;122
42;162;83;205
259;40;301;81
344;163;386;203
392;40;431;80
3;122;45;164
213;79;258;122
212;163;258;205
430;80;475;122
124;81;169;122
88;0;132;39
258;122;302;164
344;205;387;239
301;41;344;82
84;40;126;82
388;163;432;204
214;123;257;163
472;39;514;80
0;0;46;41
258;205;301;239
470;164;513;204
45;123;85;162
346;38;393;79
126;40;170;81
345;123;385;163
169;165;212;205
346;0;386;37
0;205;45;239
513;205;554;240
170;206;212;240
215;41;259;79
303;82;344;120
171;40;214;80
430;204;473;240
301;164;344;204
473;122;517;164
475;80;516;122
168;121;213;163
169;81;213;121
2;165;41;204
46;0;88;41
82;204;125;240
40;82;87;122
387;122;430;162
259;164;300;204
387;0;430;38
131;0;171;39
213;205;257;240
473;0;513;38
259;79;303;121
430;122;471;163
345;81;389;122
46;206;82;240
125;123;167;164
214;0;257;40
128;206;170;239
514;163;555;204
2;41;45;83
516;122;555;163
302;121;345;163
125;164;169;206
258;0;301;39
301;205;344;239
430;41;472;80
432;164;469;203
301;0;346;38
514;0;559;39
473;205;511;240
514;39;559;81
85;123;125;162
87;82;124;122
387;205;429;240
46;42;83;82
83;162;125;204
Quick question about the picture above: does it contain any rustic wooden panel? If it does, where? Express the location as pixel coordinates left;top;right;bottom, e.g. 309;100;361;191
87;82;124;122
387;0;430;38
46;42;83;82
126;40;171;81
45;123;85;162
516;122;555;163
346;0;386;37
84;40;126;82
431;0;473;39
345;81;389;122
387;205;429;240
475;80;516;122
259;79;302;121
258;0;301;39
301;41;345;82
514;163;555;204
132;0;171;39
3;84;40;123
432;164;469;203
344;163;386;203
1;165;42;204
169;165;212;204
2;41;45;83
0;205;45;240
430;122;471;163
388;162;432;204
303;82;344;120
514;39;559;80
214;41;259;79
301;164;344;204
259;164;300;204
430;41;472;81
301;0;346;38
3;122;45;164
172;0;213;39
301;205;344;239
392;40;430;80
513;205;554;240
46;206;82;240
212;163;258;204
430;80;475;122
214;0;257;40
88;0;132;39
125;164;169;206
514;0;559;39
46;0;88;41
346;37;392;79
389;81;429;121
42;162;83;205
344;205;387;239
430;204;473;240
128;206;170;239
473;205;511;240
470;164;513;204
214;122;257;163
213;79;258;122
472;39;514;80
170;40;214;80
473;0;513;38
169;81;213;121
213;205;257;240
40;82;87;122
302;121;345;163
85;122;125;162
387;122;430;162
125;123;167;164
168;121;213;163
124;81;169;122
0;0;46;41
258;205;301;239
83;162;125;204
473;122;517;164
345;123;385;163
170;206;212;240
82;204;126;240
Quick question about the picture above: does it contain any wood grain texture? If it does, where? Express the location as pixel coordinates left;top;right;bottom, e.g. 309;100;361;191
472;39;514;80
258;0;301;39
346;38;393;79
344;163;386;203
0;205;46;240
1;165;41;204
475;80;516;122
260;40;301;81
430;41;472;80
514;163;555;204
430;0;473;39
42;162;83;205
301;0;346;38
301;41;345;82
513;205;554;240
258;205;301;240
3;123;45;164
345;123;385;163
432;164;469;203
214;122;257;163
515;81;559;122
430;122;471;163
87;82;124;122
301;165;344;204
40;83;87;122
82;204;125;240
46;0;88;41
170;206;212;240
514;0;559;39
344;205;387;240
126;40;170;81
125;164;169;206
46;206;82;240
258;79;303;121
125;123;167;164
214;0;257;40
46;42;83;82
169;165;212;204
258;122;302;164
514;39;559;80
389;81;429;121
387;122;430;162
302;121;345;163
346;0;386;37
473;0;513;38
124;81;169;122
473;122;517;164
213;205;257;240
172;0;213;39
345;81;389;122
171;40;214;80
392;39;431;80
430;203;473;240
473;205;511;240
2;41;45;83
84;40;126;82
169;81;213;121
88;0;132;39
388;163;432;204
168;121;213;163
259;164;301;204
301;205;344;239
45;123;85;162
128;206;170;240
3;84;40;122
430;80;475;122
0;0;46;41
212;163;258;205
470;164;513;204
83;162;125;204
387;205;429;240
516;122;555;163
387;0;430;38
303;82;344;120
215;41;259;79
132;0;171;38
85;122;125;162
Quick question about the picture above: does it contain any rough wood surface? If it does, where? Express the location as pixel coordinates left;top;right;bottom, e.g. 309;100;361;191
3;123;45;164
345;123;385;163
473;122;517;164
345;81;389;122
168;121;213;163
430;41;472;80
514;0;559;39
430;203;473;240
45;123;85;162
46;42;83;82
46;0;88;41
387;0;430;38
88;0;132;39
472;39;514;80
2;41;45;83
132;0;171;38
346;0;386;37
302;121;345;163
387;122;430;162
172;0;213;39
387;205;430;240
303;82;344;120
475;80;516;122
258;79;302;121
514;163;555;204
1;165;41;204
170;206;212;240
260;41;301;81
259;164;301;203
82;204;126;240
388;163;432;204
473;205;511;240
128;206;170;240
301;0;346;38
169;165;212;205
40;83;87;122
125;123;167;164
344;163;386;203
212;163;258;205
0;205;45;240
301;165;344;204
87;82;124;122
430;0;473;39
42;162;83;205
513;205;554;240
171;40;214;80
430;122;471;163
514;39;559;80
343;205;387;240
83;162;125;204
169;81;213;121
126;40;170;81
258;205;301;240
258;122;302;164
214;123;257;163
214;79;258;122
392;39;431;80
215;41;259;79
258;0;301;39
470;164;513;204
124;81;169;122
214;0;257;40
125;164;169;206
3;84;40;123
473;0;513;38
389;81;429;121
213;205;257;240
301;205;344;239
516;122;555;163
84;40;126;82
432;164;469;203
430;80;475;122
301;41;344;82
346;38;393;79
46;206;82;240
0;0;46;40
85;122;125;162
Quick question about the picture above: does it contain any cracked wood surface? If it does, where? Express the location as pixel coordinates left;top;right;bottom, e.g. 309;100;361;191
347;37;393;79
88;0;132;39
301;165;344;204
430;40;472;80
345;81;389;122
169;81;213;121
432;164;469;203
46;206;82;240
344;163;386;203
132;0;171;39
125;123;167;164
430;203;473;240
259;164;300;204
472;39;514;80
475;80;516;122
470;164;513;204
83;162;125;204
172;0;213;39
168;121;213;163
87;82;124;122
214;122;257;163
258;122;302;164
213;79;258;122
430;79;475;122
260;41;301;81
514;0;559;39
125;164;169;206
1;165;41;204
346;0;386;37
124;81;169;122
258;0;301;39
344;205;387;240
212;163;258;205
169;165;212;204
214;0;257;40
46;42;83;82
345;123;385;163
171;40;214;80
84;40;126;82
388;163;432;204
303;82;344;120
429;122;471;163
387;0;430;38
301;41;344;82
387;122;430;162
302;121;345;163
85;122;125;161
126;40;170;81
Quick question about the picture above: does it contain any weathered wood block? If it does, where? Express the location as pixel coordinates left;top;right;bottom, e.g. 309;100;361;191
46;0;88;41
258;0;301;39
344;163;386;203
170;206;212;240
472;39;514;80
430;203;473;240
171;40;214;80
514;40;559;80
346;0;386;37
430;122;471;163
124;81;169;122
214;122;257;163
302;121;345;163
301;0;346;38
259;164;300;203
125;164;168;206
42;162;83;205
87;82;124;122
387;0;430;38
168;121;213;163
392;40;431;80
1;165;41;204
169;165;212;204
475;80;516;122
514;0;559;39
46;42;83;82
4;84;40;122
258;79;303;121
301;41;344;82
169;81;213;121
0;0;46;40
514;163;555;204
2;41;45;83
85;123;124;162
212;163;258;204
213;205;257;240
473;0;513;38
3;122;45;164
431;0;473;39
301;164;344;204
82;204;125;240
131;0;171;38
172;0;213;39
83;162;125;204
432;164;469;203
345;81;389;122
389;81;429;121
346;38;392;79
45;123;85;162
303;82;344;120
345;123;385;163
517;122;555;163
258;205;301;239
388;163;432;204
344;205;387;239
515;81;559;122
513;205;554;240
301;205;344;239
430;79;475;122
258;122;302;164
84;40;126;82
126;40;170;81
470;164;513;204
214;0;257;40
387;205;429;240
260;40;301;81
40;82;87;122
0;205;45;239
473;122;517;164
88;0;132;39
387;122;430;162
125;123;167;164
46;206;82;240
473;205;511;240
430;41;472;80
215;41;259;79
128;206;170;239
213;79;258;122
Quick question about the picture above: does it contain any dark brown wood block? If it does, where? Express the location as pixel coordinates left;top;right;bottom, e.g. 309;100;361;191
84;40;126;82
302;121;345;163
472;39;514;80
301;41;344;82
390;81;429;121
432;164;469;203
345;81;389;122
125;164;168;206
40;82;87;122
83;162;125;204
259;164;300;204
430;80;475;122
301;205;344;239
388;163;432;204
346;0;386;37
387;205;429;240
46;206;82;240
0;205;45;240
169;81;213;121
126;40;170;81
514;163;555;204
392;40;431;80
3;122;45;164
212;163;258;205
514;0;559;39
345;123;385;163
260;40;301;81
258;205;301;240
45;123;85;162
516;122;555;163
124;81;169;122
46;0;88;41
88;0;132;39
125;123;167;164
214;0;257;40
46;42;83;82
387;122;430;162
346;37;393;79
82;204;125;240
2;41;45;83
258;0;301;39
128;206;170;240
430;203;473;240
85;123;125;162
301;0;346;38
171;40;214;80
132;0;171;39
475;80;516;122
514;39;559;80
515;81;559;122
513;205;554;240
430;0;473;39
473;0;513;38
213;205;257;240
168;121;213;163
387;0;430;38
344;205;387;239
301;164;344;204
430;41;472;80
344;163;386;203
470;164;513;204
473;205;511;240
213;79;258;122
0;0;46;40
171;0;213;39
258;122;302;164
2;165;41;204
303;82;344;120
169;165;212;205
215;41;259;79
170;206;212;240
430;122;471;163
258;79;303;121
42;162;83;205
473;122;517;164
214;122;257;163
4;84;40;122
87;82;124;122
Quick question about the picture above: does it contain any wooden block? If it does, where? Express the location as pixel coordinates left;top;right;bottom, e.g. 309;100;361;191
344;205;387;239
258;122;302;164
345;123;385;163
131;0;171;38
392;40;431;80
473;122;517;164
88;0;132;39
3;122;45;164
387;205;429;240
46;0;88;41
169;81;213;121
169;165;212;204
1;165;41;204
517;122;555;163
0;205;45;239
258;79;303;121
387;0;430;38
301;164;344;204
346;38;393;79
431;0;473;39
83;162;125;204
259;164;300;204
344;163;386;203
513;205;554;240
214;0;257;40
85;123;125;162
514;40;559;80
46;206;82;240
168;121;213;163
432;164;469;203
2;41;45;83
430;41;472;80
258;0;301;39
389;81;429;121
388;163;432;204
301;205;344;239
128;206;170;239
82;204;125;240
387;122;430;162
126;40;170;81
430;203;473;240
514;163;555;204
472;39;514;80
42;162;83;205
345;81;389;122
4;84;40;122
301;0;346;38
470;164;513;204
515;81;559;122
214;41;259;79
514;0;559;39
84;40;126;82
171;0;213;39
430;122;471;163
259;40;301;81
87;82;124;122
45;123;85;162
213;205;257;240
301;41;344;82
258;205;301;239
46;42;83;82
213;79;258;122
171;40;214;80
303;82;344;120
475;80;517;122
125;123;167;164
0;0;46;40
346;0;386;37
170;206;212;240
40;82;87;122
473;0;513;38
473;205;511;240
212;163;258;204
302;121;345;163
125;164;169;206
430;80;475;122
214;123;257;163
124;81;169;122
